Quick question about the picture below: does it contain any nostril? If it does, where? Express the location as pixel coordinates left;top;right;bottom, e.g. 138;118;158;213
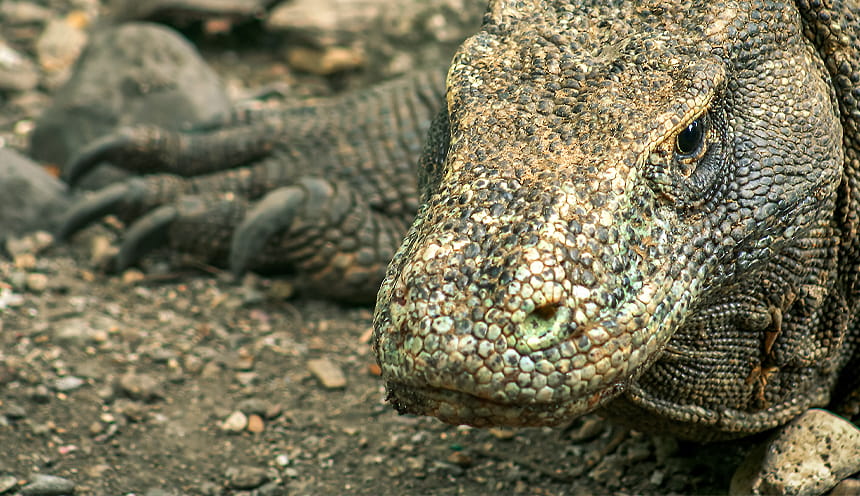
531;303;560;320
516;301;571;352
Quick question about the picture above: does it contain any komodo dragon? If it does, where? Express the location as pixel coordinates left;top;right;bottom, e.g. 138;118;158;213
57;0;859;486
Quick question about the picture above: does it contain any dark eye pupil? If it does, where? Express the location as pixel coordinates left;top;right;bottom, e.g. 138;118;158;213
676;119;704;156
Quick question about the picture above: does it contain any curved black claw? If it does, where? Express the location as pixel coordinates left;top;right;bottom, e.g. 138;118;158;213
56;179;147;241
113;205;178;272
64;129;136;186
229;178;332;276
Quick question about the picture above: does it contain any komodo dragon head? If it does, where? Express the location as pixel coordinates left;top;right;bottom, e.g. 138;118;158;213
374;0;857;439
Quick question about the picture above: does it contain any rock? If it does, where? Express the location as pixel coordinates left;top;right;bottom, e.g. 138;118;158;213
197;481;220;496
0;148;68;238
110;0;280;24
307;357;347;389
255;480;286;496
5;231;54;257
0;38;39;92
0;474;17;494
19;474;75;496
730;409;860;496
0;2;54;25
30;22;230;187
829;478;860;496
0;288;25;309
224;465;270;490
36;17;88;77
267;0;482;78
3;402;27;419
143;488;176;496
267;0;385;38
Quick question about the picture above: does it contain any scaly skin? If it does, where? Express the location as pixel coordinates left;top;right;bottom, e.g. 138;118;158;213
373;0;860;441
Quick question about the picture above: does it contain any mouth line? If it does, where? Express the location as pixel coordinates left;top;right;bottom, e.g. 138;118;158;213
384;380;573;427
388;381;514;408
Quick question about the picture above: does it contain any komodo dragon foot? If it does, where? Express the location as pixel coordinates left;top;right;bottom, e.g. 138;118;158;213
56;71;444;303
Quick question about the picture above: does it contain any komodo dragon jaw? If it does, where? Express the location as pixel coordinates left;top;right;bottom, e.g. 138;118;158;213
373;0;848;438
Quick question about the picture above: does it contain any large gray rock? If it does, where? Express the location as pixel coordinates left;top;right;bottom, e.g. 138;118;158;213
109;0;284;23
730;409;860;496
29;22;231;187
0;148;68;238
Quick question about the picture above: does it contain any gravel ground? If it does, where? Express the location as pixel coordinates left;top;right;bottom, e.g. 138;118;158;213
0;230;741;495
0;1;787;494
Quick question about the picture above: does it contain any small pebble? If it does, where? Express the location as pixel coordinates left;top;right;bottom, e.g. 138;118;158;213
118;372;162;401
19;474;75;496
307;357;347;389
235;371;257;386
53;319;97;346
3;402;27;419
15;253;37;270
85;465;110;478
489;427;515;440
54;376;84;392
221;411;248;432
236;398;269;416
246;414;264;433
231;351;254;371
112;399;146;422
265;403;283;419
88;235;117;266
446;451;473;468
183;354;204;374
25;273;48;292
285;45;366;75
224;465;269;490
403;455;425;472
267;280;295;300
122;269;145;284
29;384;51;404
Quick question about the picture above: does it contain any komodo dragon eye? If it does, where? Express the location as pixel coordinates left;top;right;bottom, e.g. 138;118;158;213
675;117;706;157
645;110;726;208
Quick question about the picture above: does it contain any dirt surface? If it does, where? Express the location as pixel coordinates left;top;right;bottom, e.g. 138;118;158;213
1;1;745;494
